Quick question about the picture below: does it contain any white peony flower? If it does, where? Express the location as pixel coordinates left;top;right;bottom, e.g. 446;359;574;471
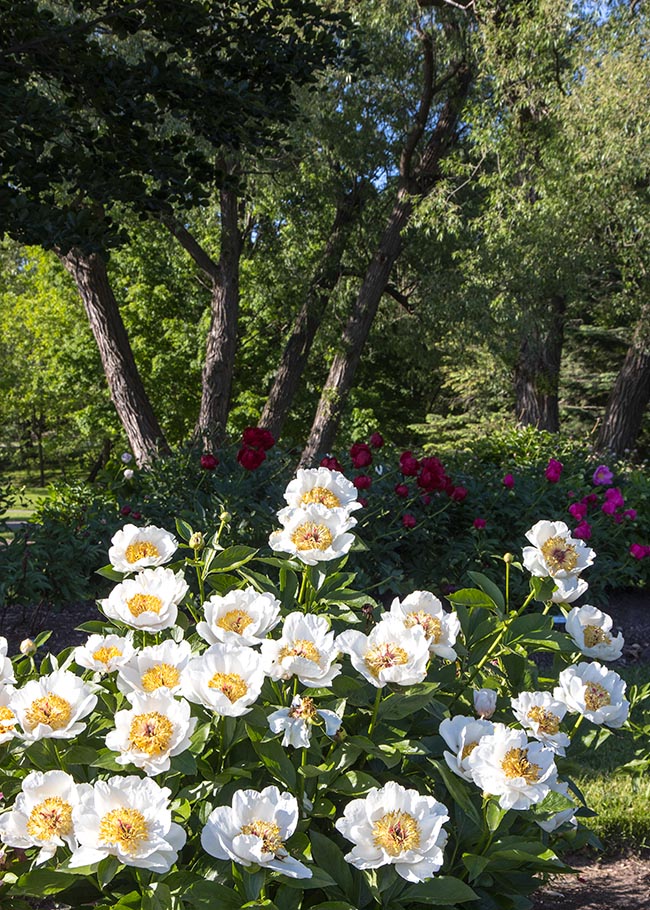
522;520;595;579
201;785;311;879
74;633;135;673
439;715;494;782
280;467;362;514
197;587;282;647
0;770;89;865
0;686;17;745
182;642;265;716
105;691;196;776
388;591;460;660
511;691;570;755
268;503;356;565
335;781;449;882
108;524;178;573
467;724;557;810
11;670;97;741
100;566;189;632
473;688;497;719
261;612;341;688
551;575;589;604
123;468;134;480
268;695;342;748
337;617;429;689
0;636;15;684
554;661;629;728
565;605;624;661
117;640;192;697
69;775;186;872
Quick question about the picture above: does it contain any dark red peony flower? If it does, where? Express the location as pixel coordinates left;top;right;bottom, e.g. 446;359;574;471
242;427;275;451
120;505;132;517
237;446;266;471
350;442;373;469
399;451;420;476
200;453;219;471
450;485;468;503
358;497;368;508
353;474;372;490
131;511;142;520
402;513;416;529
369;432;384;449
394;483;409;498
320;456;343;472
473;517;486;529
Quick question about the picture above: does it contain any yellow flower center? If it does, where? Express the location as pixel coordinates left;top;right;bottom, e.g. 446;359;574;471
125;541;160;564
583;625;612;648
140;663;181;692
99;808;149;854
540;536;578;574
217;609;254;635
93;646;123;665
127;593;163;617
279;639;322;663
404;611;442;642
208;672;249;702
290;522;334;551
0;705;16;730
584;682;611;711
501;747;541;782
25;694;72;731
461;740;480;760
372;810;421;856
240;819;284;854
528;706;561;735
300;487;341;509
26;797;73;840
128;711;174;755
364;642;409;678
288;697;318;721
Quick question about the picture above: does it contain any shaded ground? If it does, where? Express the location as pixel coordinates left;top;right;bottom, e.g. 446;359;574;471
1;588;649;909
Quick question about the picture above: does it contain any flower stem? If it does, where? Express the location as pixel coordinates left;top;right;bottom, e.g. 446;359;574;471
367;686;382;737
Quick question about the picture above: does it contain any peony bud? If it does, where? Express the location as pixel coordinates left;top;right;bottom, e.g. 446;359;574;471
20;638;37;656
123;468;134;480
220;510;232;523
189;531;204;550
473;688;497;719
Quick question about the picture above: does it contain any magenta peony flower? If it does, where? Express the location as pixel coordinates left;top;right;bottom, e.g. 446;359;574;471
573;521;592;540
545;458;563;483
592;464;613;486
502;473;515;490
473;517;486;530
568;502;588;521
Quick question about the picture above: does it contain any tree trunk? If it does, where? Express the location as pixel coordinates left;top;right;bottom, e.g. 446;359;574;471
596;302;650;454
514;294;566;432
259;180;365;441
300;52;472;467
59;248;168;466
195;187;242;448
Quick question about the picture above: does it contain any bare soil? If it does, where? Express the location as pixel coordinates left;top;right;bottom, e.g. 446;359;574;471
1;589;649;909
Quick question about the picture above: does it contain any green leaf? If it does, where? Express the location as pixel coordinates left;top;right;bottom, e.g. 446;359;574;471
462;853;490;882
467;572;505;611
13;870;79;896
428;760;482;829
95;564;124;582
330;771;380;796
529;576;557;603
486;798;509;833
310;830;354;897
184;880;241;908
401;875;478;904
378;682;440;720
207;545;258;572
175;518;194;542
447;588;500;611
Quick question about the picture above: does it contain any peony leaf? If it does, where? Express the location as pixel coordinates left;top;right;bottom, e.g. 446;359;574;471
401;875;478;904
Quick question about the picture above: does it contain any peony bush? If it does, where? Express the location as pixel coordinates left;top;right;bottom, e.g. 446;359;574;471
0;466;637;909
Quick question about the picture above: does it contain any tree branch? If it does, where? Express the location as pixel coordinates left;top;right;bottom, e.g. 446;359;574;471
162;219;220;282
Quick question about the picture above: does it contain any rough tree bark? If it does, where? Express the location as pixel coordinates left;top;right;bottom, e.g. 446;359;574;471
514;294;566;432
259;178;365;441
59;248;168;466
300;37;472;466
596;302;650;454
165;185;242;450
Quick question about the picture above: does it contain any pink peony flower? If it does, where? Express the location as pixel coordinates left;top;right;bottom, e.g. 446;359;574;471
369;432;384;449
350;442;372;469
402;513;416;529
545;458;563;483
592;464;614;486
502;473;515;490
573;521;592;540
473;517;486;530
394;483;409;498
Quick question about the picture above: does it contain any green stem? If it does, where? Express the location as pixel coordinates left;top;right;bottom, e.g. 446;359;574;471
570;712;584;737
298;570;308;610
297;747;308;816
367;686;383;737
194;550;205;605
504;559;510;612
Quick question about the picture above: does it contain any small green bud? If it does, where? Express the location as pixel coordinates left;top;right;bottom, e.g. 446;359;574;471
220;510;232;523
503;552;514;564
